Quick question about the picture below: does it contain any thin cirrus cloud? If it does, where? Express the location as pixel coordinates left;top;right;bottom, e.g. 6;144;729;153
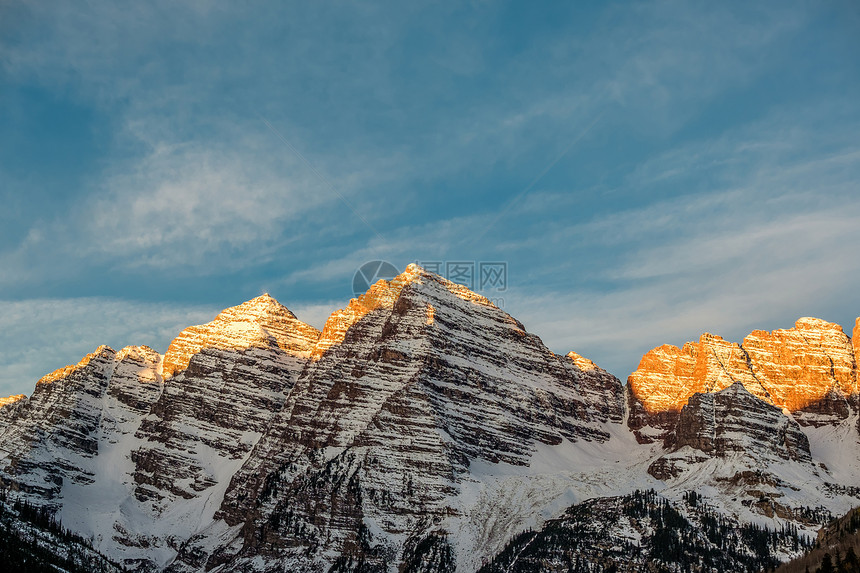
506;202;860;380
0;297;220;398
1;1;859;395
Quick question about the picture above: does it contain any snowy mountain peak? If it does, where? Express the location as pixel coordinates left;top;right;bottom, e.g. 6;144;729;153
232;292;294;317
0;276;857;572
309;263;494;361
162;295;321;377
36;345;117;386
115;345;161;363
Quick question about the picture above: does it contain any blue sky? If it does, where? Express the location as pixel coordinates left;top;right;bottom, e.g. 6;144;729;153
1;1;859;396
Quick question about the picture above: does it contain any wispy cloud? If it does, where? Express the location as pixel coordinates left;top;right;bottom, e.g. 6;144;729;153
501;108;860;377
0;297;219;397
1;0;858;393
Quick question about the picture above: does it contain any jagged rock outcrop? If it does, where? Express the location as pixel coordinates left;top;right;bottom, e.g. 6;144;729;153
0;346;138;502
564;351;625;423
162;293;320;377
0;265;857;573
742;318;857;415
648;383;811;481
0;395;26;408
0;344;166;568
0;296;323;571
629;318;860;443
174;265;625;572
855;318;860;372
627;333;770;443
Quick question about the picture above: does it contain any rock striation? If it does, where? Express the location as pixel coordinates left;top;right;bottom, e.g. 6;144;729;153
629;317;860;443
629;318;860;530
127;296;321;569
0;266;625;572
0;346;161;505
0;295;323;571
648;382;812;481
192;265;625;572
0;265;857;573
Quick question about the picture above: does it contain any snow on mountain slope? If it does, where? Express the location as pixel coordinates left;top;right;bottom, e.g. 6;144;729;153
0;265;857;572
480;489;815;572
171;265;631;572
0;296;322;571
644;382;860;539
0;344;169;568
450;421;661;572
0;346;127;503
122;296;320;570
629;324;860;540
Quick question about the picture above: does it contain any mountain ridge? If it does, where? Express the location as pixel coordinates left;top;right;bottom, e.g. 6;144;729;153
0;263;857;572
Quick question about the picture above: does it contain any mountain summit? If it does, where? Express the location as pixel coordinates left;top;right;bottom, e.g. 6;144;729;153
0;265;857;572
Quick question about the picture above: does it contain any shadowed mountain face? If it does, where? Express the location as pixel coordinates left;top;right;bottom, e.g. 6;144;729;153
479;489;816;573
0;264;857;572
774;506;860;573
647;382;812;481
195;266;624;572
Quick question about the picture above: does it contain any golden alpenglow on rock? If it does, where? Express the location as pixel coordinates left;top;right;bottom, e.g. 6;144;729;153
162;294;321;378
630;317;859;416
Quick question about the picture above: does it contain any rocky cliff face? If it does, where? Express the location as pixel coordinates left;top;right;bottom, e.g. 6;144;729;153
124;295;320;569
629;318;859;443
628;318;860;531
855;318;860;372
0;346;151;504
189;265;626;572
648;382;812;481
742;318;857;416
0;268;857;573
0;266;627;572
0;295;322;571
0;344;166;567
0;394;27;434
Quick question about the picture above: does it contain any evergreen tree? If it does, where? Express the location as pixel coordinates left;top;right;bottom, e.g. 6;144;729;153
838;546;860;573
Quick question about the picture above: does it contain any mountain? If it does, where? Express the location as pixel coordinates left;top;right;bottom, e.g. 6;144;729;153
478;489;814;573
774;505;860;573
627;318;860;537
0;264;857;572
0;490;123;572
628;318;860;443
186;265;628;572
